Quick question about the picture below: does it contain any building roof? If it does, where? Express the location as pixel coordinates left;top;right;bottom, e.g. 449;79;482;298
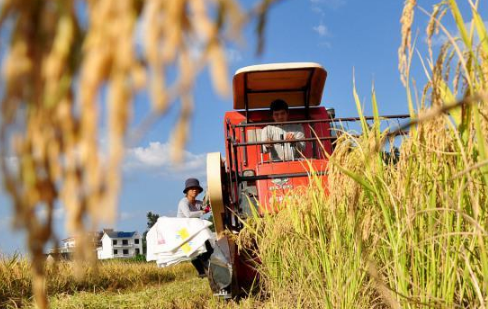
105;231;138;238
61;231;103;242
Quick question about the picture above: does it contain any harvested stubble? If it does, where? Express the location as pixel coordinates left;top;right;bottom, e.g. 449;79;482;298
0;254;192;308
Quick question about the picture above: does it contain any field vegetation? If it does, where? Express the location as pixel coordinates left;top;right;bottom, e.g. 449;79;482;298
0;254;194;308
0;1;274;307
0;254;266;308
238;0;488;308
1;0;488;308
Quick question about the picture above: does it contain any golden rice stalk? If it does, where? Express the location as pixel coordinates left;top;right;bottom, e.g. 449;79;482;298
399;0;417;86
208;42;230;97
189;0;217;41
219;0;246;41
170;92;194;163
426;4;447;63
0;1;272;308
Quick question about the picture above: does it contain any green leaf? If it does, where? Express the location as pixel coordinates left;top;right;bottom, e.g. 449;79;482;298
472;6;488;58
353;73;369;138
371;84;381;139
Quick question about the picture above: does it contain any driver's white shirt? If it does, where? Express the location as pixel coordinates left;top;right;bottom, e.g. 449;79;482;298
261;124;305;161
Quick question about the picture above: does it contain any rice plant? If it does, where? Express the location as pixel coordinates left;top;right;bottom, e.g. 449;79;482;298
242;1;488;308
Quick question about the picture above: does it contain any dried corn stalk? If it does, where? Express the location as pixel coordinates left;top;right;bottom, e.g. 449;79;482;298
0;0;277;307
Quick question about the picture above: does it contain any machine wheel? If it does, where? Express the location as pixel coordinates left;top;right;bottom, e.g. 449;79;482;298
206;152;226;236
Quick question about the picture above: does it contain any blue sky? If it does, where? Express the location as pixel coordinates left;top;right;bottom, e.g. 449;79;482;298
1;0;487;254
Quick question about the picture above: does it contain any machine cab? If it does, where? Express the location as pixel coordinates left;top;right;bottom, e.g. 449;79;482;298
221;63;333;215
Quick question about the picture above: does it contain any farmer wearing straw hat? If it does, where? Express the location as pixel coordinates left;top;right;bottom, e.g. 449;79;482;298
177;178;213;277
177;178;210;218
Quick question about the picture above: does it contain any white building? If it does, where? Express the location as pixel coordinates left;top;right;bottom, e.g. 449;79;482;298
97;229;143;259
47;232;102;260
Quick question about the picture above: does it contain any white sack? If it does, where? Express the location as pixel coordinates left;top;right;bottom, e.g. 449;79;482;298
146;217;214;267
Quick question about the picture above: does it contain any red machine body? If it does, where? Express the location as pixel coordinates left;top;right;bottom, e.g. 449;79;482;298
222;107;332;213
206;63;334;297
205;63;409;298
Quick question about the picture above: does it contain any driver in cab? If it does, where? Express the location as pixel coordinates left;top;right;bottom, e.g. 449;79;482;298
261;99;305;161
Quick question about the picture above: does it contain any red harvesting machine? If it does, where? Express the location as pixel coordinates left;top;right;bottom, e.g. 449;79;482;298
205;63;408;298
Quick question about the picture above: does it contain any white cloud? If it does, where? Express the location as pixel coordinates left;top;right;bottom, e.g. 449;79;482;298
465;20;488;43
118;211;138;221
312;6;325;16
2;156;18;174
329;0;346;7
310;0;336;43
225;48;243;63
124;142;206;179
36;206;65;223
429;33;448;47
318;41;332;49
133;14;145;57
313;23;329;37
428;20;488;47
189;43;243;65
0;215;13;228
310;0;346;9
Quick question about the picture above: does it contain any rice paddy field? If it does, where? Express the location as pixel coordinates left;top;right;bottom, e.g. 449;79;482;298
0;256;263;308
2;0;488;308
0;257;199;308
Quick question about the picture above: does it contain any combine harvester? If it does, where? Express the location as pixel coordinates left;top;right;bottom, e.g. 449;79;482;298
205;62;408;298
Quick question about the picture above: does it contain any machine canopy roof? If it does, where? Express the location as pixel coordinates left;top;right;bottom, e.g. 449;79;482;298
232;62;327;110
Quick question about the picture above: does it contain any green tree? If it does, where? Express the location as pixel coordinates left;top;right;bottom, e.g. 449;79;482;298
206;214;216;233
146;212;160;229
